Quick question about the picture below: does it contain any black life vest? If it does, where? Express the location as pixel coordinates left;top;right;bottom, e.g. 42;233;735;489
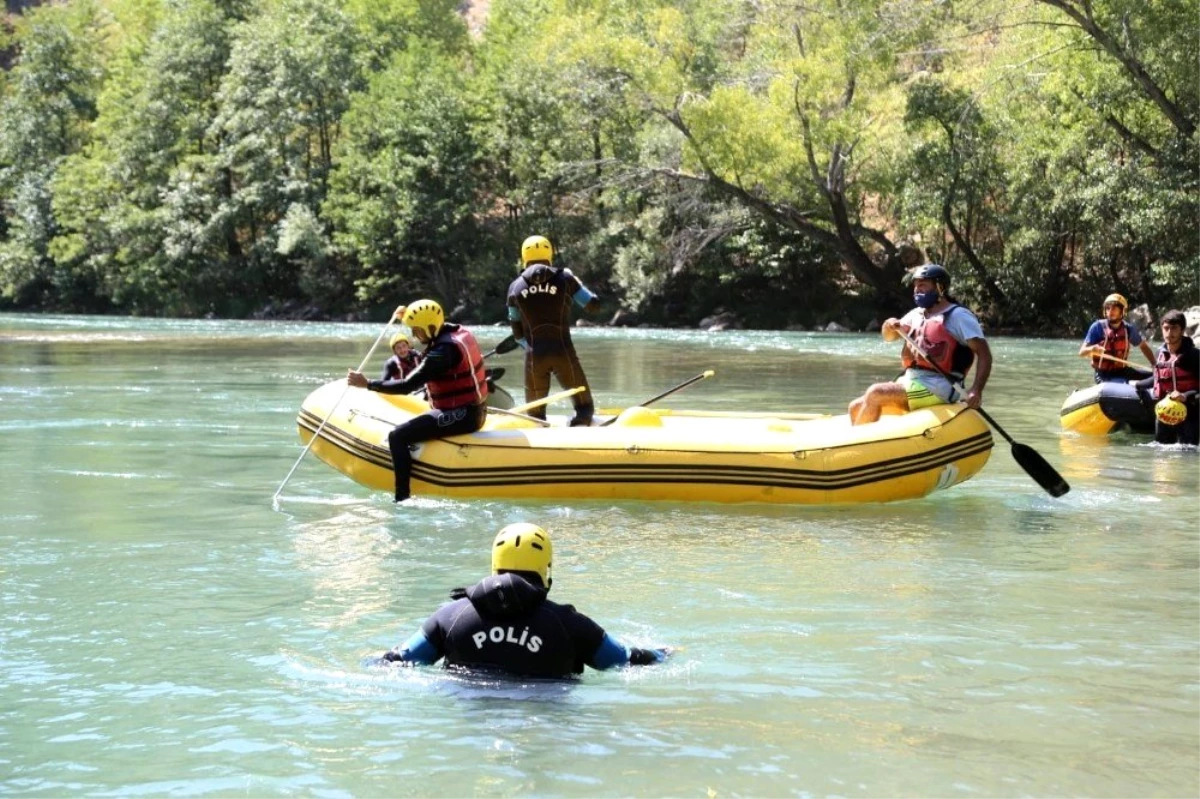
438;574;586;678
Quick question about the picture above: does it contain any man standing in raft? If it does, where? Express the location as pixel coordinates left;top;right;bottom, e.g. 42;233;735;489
1078;293;1156;382
849;264;992;426
506;235;601;427
380;523;670;678
347;299;488;502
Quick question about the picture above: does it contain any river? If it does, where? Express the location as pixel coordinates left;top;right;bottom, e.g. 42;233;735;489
1;313;1196;797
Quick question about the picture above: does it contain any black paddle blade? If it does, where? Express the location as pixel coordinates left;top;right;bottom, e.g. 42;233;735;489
485;367;506;382
494;335;519;355
1010;442;1070;497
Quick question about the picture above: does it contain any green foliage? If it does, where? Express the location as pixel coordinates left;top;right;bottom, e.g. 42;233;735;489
324;43;484;310
0;0;1193;327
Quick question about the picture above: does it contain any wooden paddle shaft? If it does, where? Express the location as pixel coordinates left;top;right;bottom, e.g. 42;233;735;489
509;386;585;415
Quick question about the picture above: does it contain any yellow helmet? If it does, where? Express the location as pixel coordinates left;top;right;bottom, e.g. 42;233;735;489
401;299;444;337
388;332;409;349
492;522;552;586
1155;397;1187;426
521;235;553;266
1103;293;1128;312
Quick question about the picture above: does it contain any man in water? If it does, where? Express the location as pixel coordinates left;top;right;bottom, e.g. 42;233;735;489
380;523;670;678
849;264;992;426
1078;293;1156;382
506;235;601;426
1135;309;1199;445
347;299;487;502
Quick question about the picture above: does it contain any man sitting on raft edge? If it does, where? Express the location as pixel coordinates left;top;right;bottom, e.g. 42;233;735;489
849;264;992;426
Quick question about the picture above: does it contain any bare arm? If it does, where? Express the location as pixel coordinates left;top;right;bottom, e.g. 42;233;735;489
964;338;992;409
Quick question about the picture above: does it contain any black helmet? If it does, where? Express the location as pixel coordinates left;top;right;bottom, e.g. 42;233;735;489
910;263;951;288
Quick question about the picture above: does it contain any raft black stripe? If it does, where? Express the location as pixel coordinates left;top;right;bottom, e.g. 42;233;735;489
297;411;992;492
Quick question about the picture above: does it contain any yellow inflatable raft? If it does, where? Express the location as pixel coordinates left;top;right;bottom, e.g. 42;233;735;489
295;382;994;505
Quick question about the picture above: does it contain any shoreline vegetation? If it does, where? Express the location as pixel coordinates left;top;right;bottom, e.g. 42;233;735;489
1;0;1195;336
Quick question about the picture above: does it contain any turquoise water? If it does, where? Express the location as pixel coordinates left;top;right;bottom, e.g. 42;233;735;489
1;313;1197;797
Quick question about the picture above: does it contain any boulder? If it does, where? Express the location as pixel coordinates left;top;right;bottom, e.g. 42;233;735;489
824;321;850;333
699;310;741;330
1186;306;1200;338
1127;303;1154;339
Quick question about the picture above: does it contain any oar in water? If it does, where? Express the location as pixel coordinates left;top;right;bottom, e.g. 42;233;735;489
273;310;401;508
599;370;715;427
896;330;1069;498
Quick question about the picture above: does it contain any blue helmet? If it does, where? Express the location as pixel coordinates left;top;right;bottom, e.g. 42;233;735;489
910;264;951;289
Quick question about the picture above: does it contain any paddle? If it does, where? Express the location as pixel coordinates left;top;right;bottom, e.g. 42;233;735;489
487;407;553;427
1082;351;1139;369
896;330;1069;497
510;386;586;415
484;334;519;359
273;310;401;508
599;370;715;427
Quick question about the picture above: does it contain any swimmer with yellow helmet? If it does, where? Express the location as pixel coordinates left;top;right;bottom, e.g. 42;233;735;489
381;331;422;381
380;523;671;677
506;235;602;427
347;299;489;501
1078;293;1157;383
1132;309;1199;445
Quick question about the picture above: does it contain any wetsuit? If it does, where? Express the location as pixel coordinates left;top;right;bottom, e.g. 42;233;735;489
384;572;665;678
1135;335;1200;445
381;352;422;381
365;323;487;501
506;264;597;425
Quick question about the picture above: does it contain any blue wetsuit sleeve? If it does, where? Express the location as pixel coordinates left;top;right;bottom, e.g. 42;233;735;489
572;285;596;308
387;629;441;665
589;633;631;670
1083;321;1104;346
1126;323;1143;345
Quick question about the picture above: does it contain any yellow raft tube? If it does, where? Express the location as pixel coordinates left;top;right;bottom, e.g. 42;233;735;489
295;382;994;505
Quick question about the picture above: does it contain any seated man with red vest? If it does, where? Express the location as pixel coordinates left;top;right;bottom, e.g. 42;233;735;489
348;299;488;502
1135;309;1199;446
1078;293;1156;383
849;264;992;426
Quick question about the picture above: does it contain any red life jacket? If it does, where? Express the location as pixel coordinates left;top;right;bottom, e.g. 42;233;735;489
1153;347;1200;398
384;353;421;381
426;326;488;410
1091;322;1131;372
900;305;976;381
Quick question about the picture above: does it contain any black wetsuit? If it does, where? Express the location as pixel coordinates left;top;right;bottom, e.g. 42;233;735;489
1135;336;1200;445
506;265;597;425
384;572;664;678
366;323;487;500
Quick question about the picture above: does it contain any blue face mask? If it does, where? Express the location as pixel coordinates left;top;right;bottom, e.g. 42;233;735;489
914;289;940;309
